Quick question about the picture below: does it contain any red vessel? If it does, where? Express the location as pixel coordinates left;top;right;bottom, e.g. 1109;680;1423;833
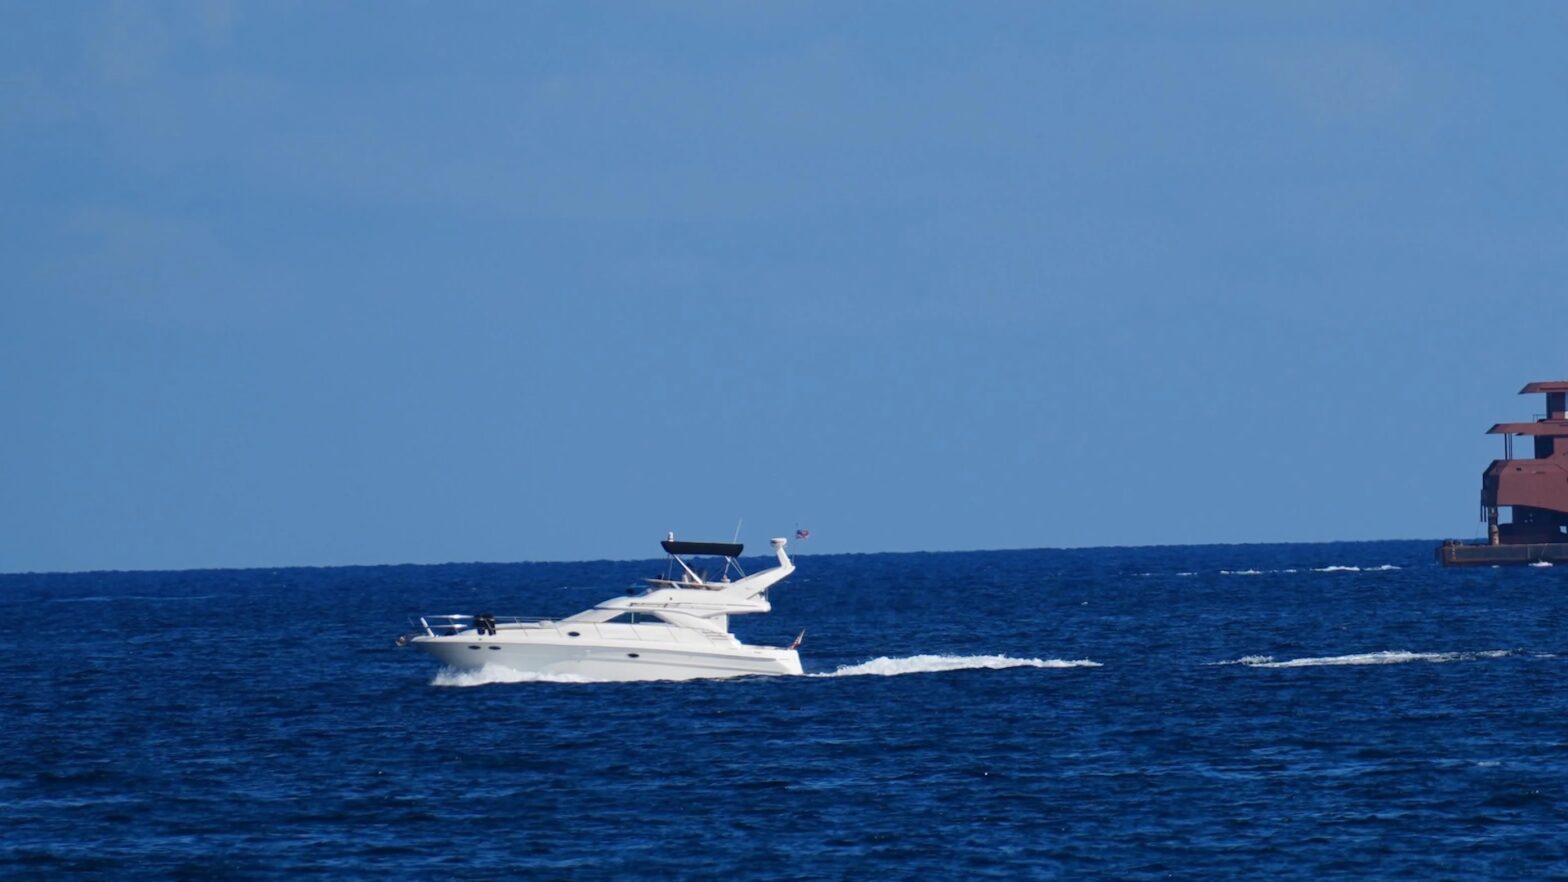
1440;381;1568;565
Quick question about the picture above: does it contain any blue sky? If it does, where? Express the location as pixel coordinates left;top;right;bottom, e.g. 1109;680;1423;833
3;2;1566;572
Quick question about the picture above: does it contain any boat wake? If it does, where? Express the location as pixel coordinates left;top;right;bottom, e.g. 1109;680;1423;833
1216;650;1514;669
430;664;593;687
813;654;1101;678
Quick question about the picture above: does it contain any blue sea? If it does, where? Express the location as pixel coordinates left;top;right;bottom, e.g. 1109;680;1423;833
2;540;1564;880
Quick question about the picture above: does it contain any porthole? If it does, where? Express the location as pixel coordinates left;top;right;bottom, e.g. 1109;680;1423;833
467;645;481;650
567;631;581;637
627;653;640;658
488;646;501;651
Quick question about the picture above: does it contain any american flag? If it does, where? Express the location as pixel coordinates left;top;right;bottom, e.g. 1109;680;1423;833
795;529;810;540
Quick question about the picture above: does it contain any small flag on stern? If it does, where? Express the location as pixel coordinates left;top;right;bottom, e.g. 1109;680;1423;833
789;630;805;650
795;529;810;540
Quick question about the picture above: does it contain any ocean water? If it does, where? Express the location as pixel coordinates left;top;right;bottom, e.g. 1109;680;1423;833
2;540;1565;880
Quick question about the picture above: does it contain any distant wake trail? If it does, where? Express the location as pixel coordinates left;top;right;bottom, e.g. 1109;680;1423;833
1217;650;1517;669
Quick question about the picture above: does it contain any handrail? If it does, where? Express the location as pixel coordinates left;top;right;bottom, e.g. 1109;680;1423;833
416;614;556;636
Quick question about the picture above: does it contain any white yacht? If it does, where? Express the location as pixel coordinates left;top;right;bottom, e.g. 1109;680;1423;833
399;535;802;681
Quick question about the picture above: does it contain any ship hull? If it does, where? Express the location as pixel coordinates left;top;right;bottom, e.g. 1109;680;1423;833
1437;541;1568;566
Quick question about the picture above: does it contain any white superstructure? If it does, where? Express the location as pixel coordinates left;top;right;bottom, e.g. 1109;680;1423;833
399;536;801;681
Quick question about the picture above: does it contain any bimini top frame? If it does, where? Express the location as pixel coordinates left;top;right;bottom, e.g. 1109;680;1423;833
651;533;751;589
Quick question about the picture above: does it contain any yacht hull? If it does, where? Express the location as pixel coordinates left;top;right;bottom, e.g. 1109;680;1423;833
412;634;801;681
403;534;802;683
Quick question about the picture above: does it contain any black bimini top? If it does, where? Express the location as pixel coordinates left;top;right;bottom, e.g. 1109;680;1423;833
661;540;743;558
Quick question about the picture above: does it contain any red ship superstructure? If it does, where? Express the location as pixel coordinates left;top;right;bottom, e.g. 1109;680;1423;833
1441;381;1568;565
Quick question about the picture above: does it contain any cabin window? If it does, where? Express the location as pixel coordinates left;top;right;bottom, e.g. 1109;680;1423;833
604;612;665;625
627;653;640;658
567;631;581;637
467;645;481;650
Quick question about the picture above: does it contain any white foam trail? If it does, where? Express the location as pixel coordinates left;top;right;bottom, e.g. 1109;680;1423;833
1223;650;1513;669
1528;561;1554;568
430;664;593;687
1220;569;1264;576
813;654;1101;678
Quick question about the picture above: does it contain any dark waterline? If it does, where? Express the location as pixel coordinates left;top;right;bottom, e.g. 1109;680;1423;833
2;540;1564;880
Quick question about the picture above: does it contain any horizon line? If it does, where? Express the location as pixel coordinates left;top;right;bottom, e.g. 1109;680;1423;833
0;536;1452;578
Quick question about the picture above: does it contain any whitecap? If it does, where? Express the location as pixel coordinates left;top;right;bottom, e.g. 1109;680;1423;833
1220;569;1264;576
813;654;1101;678
1314;565;1361;573
1528;561;1554;568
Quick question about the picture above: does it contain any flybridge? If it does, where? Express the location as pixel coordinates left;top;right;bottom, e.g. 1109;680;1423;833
650;533;774;591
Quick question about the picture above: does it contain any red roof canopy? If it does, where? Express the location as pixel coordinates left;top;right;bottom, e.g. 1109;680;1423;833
1488;421;1568;436
1520;381;1568;394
